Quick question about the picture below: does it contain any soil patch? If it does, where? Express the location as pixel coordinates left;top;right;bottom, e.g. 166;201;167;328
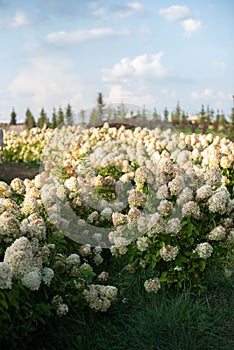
0;162;39;184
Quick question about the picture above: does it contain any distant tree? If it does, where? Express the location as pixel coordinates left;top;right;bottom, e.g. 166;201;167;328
171;101;181;125
25;108;36;129
116;102;127;120
215;110;220;124
90;93;105;125
163;107;169;122
97;92;105;121
213;121;219;132
65;103;74;125
200;104;206;118
52;108;58;129
10;108;17;125
180;112;188;131
57;107;64;126
210;108;215;121
219;111;226;127
79;109;86;124
227;107;234;141
206;105;211;123
181;111;188;123
37;108;48;128
152;108;161;123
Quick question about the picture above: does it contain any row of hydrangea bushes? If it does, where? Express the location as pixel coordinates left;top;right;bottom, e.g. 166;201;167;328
0;123;233;345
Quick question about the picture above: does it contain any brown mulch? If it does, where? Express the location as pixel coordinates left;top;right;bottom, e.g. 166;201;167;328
0;163;39;184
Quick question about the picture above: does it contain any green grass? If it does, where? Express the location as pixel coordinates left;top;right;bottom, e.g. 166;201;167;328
3;268;232;350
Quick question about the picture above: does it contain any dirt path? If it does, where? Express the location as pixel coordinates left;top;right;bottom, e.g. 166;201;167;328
0;163;39;184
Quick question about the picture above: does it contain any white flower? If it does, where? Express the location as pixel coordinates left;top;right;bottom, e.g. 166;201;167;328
10;178;26;195
66;254;81;266
20;213;46;240
204;166;222;187
80;244;91;256
100;207;112;220
64;176;79;193
0;181;12;197
21;270;41;291
208;188;229;214
176;187;194;207
156;184;169;199
157;199;173;217
182;201;200;219
21;195;38;216
160;245;179;262
4;237;33;278
194;242;213;259
42;267;54;286
34;174;45;189
165;218;181;236
144;278;161;293
196;185;213;201
207;226;226;241
112;212;128;227
56;303;69;316
168;176;185;196
56;185;68;201
0;262;13;289
147;213;166;237
83;284;117;312
136;236;149;252
128;189;147;208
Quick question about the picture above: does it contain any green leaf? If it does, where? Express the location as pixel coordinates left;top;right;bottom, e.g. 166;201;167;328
0;297;8;310
200;259;206;271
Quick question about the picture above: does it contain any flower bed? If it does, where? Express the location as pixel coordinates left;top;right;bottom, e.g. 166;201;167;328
0;123;233;344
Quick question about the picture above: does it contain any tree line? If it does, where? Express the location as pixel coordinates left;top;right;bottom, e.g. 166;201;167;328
7;93;234;140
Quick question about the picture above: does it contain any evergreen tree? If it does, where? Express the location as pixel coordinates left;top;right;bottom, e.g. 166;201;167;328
215;110;220;124
227;108;234;141
220;111;226;126
90;93;105;125
10;108;17;125
200;104;207;123
163;107;169;122
37;108;48;128
52;108;58;129
65;103;74;125
79;109;86;124
181;111;188;123
25;108;36;129
171;101;181;125
152;108;161;122
57;107;64;126
97;92;105;122
206;105;211;122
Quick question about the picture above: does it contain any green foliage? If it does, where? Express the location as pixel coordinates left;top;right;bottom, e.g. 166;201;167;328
37;108;49;128
65;103;74;125
10;108;17;125
25;108;36;129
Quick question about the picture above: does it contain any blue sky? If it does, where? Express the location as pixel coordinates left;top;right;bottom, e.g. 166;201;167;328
0;0;233;122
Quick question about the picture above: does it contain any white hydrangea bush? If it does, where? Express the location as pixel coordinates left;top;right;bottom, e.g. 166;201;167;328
0;123;233;328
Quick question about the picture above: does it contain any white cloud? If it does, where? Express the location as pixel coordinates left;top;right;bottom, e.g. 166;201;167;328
47;27;129;45
102;52;167;82
114;1;148;18
8;56;85;117
159;5;202;36
105;84;156;110
159;5;191;22
190;88;213;99
181;18;202;36
11;11;29;27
